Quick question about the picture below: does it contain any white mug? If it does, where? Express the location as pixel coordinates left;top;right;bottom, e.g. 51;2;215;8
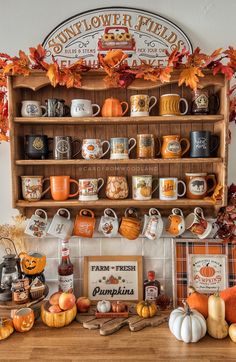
132;175;159;201
70;99;100;117
130;95;157;116
21;101;47;117
24;209;49;238
82;139;110;160
159;177;186;201
79;178;104;201
142;208;163;240
98;208;119;237
185;207;212;239
47;208;73;240
110;137;136;160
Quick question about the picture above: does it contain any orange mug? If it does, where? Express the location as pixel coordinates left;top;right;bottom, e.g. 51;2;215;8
161;135;190;159
101;97;129;117
73;209;96;238
119;208;141;240
47;176;79;201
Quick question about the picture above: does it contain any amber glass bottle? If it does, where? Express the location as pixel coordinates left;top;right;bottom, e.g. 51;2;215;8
58;240;74;293
143;271;160;302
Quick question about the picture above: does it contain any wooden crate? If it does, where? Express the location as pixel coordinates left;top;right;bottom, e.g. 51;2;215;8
8;70;229;218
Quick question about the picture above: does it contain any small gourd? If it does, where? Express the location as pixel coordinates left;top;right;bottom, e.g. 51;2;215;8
207;291;228;339
136;300;158;318
0;319;14;340
169;301;206;343
97;300;111;313
186;286;208;318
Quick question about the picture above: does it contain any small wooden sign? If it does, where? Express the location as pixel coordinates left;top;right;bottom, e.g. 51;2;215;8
83;256;143;302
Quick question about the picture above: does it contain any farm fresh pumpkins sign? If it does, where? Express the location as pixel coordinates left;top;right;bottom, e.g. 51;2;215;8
83;256;143;301
42;7;192;68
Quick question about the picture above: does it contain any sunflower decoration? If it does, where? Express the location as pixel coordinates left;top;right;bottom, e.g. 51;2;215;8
116;34;125;41
133;96;148;112
124;33;132;41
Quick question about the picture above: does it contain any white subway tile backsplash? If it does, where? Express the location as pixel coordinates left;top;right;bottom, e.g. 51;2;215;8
44;258;59;280
143;238;164;258
164;259;172;279
80;238;101;256
101;238;121;255
37;238;59;258
164;238;172;259
120;238;142;255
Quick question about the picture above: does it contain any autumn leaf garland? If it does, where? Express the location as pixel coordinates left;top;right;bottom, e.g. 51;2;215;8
1;44;236;141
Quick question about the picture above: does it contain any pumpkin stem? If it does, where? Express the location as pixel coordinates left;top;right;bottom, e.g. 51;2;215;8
214;288;220;297
182;300;192;315
188;286;196;295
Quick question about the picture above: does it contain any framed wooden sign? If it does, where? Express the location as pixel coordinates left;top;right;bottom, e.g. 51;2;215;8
83;256;143;302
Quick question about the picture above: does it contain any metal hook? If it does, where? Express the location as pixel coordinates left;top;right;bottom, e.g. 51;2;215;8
0;237;18;256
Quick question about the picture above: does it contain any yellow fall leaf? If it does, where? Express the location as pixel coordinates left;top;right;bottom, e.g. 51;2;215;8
178;67;204;90
46;64;58;88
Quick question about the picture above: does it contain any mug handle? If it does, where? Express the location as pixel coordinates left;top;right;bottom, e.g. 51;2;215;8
210;134;220;155
151;178;159;194
179;98;188;115
155;137;161;157
57;208;71;220
177;181;186;197
79;209;95;218
206;174;217;194
149;208;161;217
72;139;82;158
41;177;51;197
209;94;220;114
97;178;105;192
128;138;137;154
149;96;157;112
41;106;47;117
35;209;47;221
180;138;190;157
101;140;110;158
194;207;204;218
92;104;100;117
104;208;117;219
68;179;80;198
172;208;184;217
120;101;129;116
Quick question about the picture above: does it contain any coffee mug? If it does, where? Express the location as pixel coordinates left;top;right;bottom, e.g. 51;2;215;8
73;209;96;238
21;176;50;201
70;99;100;117
130;95;157;116
119;208;141;240
159;178;186;200
82;139;110;160
166;208;185;237
21;101;47;117
44;98;69;117
137;134;155;159
47;176;79;201
159;94;188;116
185;207;212;239
105;176;129;199
78;178;104;201
24;209;49;238
142;208;163;240
191;89;220;115
190;131;220;158
185;173;217;199
110;137;136;159
132;175;159;200
53;136;81;160
24;135;49;160
101;98;129;117
98;208;119;237
161;135;190;159
47;208;73;240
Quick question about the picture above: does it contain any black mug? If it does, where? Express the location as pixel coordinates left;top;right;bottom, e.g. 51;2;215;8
24;135;49;159
44;98;69;117
190;131;219;158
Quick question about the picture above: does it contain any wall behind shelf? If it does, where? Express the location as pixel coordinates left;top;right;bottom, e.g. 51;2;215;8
0;0;236;296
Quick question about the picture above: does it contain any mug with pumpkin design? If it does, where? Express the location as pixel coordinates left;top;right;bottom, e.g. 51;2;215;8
73;209;96;238
98;208;119;238
142;208;163;240
47;208;73;240
24;209;49;238
185;207;212;239
132;175;159;200
119;208;141;240
166;208;185;237
130;95;157;116
82;139;110;160
19;252;46;276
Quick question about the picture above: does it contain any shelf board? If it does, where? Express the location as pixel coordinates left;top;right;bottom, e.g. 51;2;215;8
14;115;224;125
16;198;217;209
15;158;223;166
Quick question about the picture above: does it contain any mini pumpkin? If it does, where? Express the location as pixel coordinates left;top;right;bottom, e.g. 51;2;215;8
186;286;208;318
97;300;111;313
0;319;14;340
111;301;127;313
13;307;35;333
136;301;157;318
19;252;46;275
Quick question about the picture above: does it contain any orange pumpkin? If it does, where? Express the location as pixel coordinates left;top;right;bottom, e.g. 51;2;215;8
220;285;236;323
136;301;157;318
101;97;129;117
13;307;35;332
200;264;215;277
19;252;46;275
186;286;208;318
0;319;14;340
111;301;127;313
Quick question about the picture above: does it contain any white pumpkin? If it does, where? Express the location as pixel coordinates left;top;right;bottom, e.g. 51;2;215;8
169;301;207;343
97;300;111;313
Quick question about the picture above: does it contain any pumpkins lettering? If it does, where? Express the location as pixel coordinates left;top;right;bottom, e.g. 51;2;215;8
101;98;129;117
0;319;14;340
19;252;46;275
136;300;157;318
207;291;228;339
186;286;208;318
97;300;111;313
169;301;206;343
220;285;236;323
13;307;35;333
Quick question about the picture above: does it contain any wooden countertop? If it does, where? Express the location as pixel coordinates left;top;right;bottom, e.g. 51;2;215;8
0;321;236;361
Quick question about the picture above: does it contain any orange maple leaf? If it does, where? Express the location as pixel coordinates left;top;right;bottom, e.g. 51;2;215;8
159;66;173;83
178;66;204;90
46;63;59;87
